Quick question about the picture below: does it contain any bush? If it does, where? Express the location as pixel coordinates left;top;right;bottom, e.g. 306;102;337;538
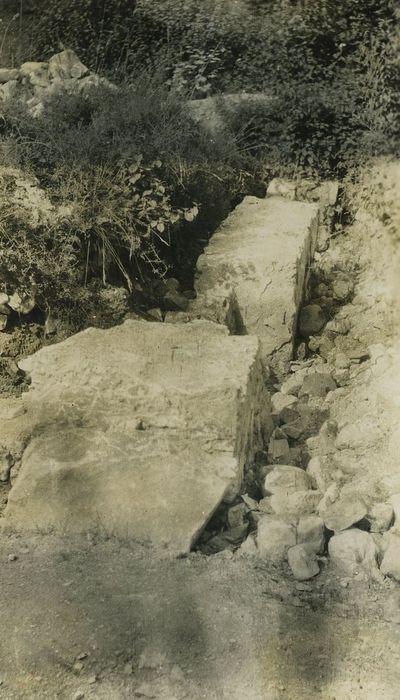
0;181;88;321
29;0;398;178
0;72;262;321
1;0;398;325
31;0;138;74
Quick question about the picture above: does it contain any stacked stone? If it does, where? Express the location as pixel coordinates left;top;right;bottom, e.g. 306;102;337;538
0;49;115;118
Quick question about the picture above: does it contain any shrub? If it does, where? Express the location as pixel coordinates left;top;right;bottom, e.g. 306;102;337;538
31;0;138;74
0;70;262;320
0;190;88;322
50;158;199;283
29;0;398;179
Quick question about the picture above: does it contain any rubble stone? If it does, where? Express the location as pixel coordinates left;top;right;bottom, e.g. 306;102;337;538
257;516;296;561
288;544;320;580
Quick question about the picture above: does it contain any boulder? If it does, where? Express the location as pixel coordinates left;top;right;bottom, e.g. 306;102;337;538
20;61;49;88
287;544;320;580
257;516;296;561
3;320;273;553
297;515;325;553
261;490;321;524
271;392;297;416
298;373;336;398
264;465;310;496
48;50;89;80
367;503;394;533
0;68;20;83
267;436;291;464
319;493;367;532
328;529;379;578
335;417;383;450
380;533;400;580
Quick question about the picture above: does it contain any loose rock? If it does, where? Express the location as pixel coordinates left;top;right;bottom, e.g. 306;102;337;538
227;503;247;528
306;456;332;493
367;503;394;533
8;290;35;314
257;516;296;561
0;68;20;83
280;367;310;396
328;529;378;577
163;290;189;311
264;465;310;496
297;515;325;553
331;273;354;302
298;373;336;398
380;533;400;581
261;490;321;523
0;448;13;482
147;308;163;322
325;318;351;335
319;494;367;531
237;534;258;556
271;392;297;416
267;437;291;464
298;305;326;338
287;544;320;580
48;49;88;80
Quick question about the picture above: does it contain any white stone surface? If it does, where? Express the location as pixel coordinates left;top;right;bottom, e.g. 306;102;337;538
263;465;310;496
328;529;379;578
3;320;273;553
287;544;320;580
190;196;319;376
256;516;296;561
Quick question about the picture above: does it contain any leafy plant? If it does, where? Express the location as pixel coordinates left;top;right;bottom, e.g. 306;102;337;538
51;157;199;284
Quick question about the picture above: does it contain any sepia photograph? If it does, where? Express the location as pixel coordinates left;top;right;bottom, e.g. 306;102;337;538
0;1;399;698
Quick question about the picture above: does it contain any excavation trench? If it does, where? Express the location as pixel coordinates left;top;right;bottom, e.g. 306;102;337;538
2;170;398;586
194;190;357;555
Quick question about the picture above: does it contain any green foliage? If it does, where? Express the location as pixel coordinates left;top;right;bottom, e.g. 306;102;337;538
0;72;260;321
0;184;88;321
1;0;398;325
32;0;137;74
52;157;199;283
28;0;399;177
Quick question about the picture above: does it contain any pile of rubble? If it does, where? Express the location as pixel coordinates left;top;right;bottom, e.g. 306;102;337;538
0;49;114;118
199;171;400;585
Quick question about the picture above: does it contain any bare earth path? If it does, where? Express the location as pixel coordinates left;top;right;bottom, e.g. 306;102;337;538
0;533;400;700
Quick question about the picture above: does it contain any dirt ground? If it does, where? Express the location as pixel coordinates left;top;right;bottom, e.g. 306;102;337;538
0;160;399;699
0;533;399;700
